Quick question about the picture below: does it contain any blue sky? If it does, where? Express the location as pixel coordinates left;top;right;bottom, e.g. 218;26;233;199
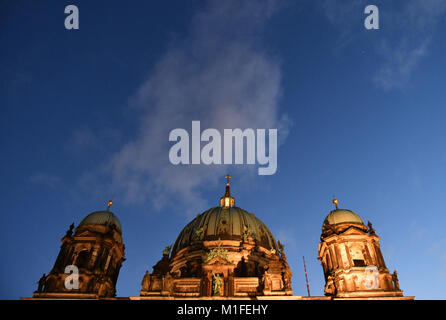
1;0;446;299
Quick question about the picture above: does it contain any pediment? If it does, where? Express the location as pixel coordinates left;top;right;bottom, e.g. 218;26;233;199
341;226;367;236
74;230;96;237
203;256;233;266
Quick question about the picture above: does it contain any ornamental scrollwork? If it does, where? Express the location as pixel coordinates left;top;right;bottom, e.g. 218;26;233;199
205;241;231;263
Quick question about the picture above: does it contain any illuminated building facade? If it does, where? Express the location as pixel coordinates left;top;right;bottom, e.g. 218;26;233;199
25;179;413;300
318;199;404;299
32;201;126;299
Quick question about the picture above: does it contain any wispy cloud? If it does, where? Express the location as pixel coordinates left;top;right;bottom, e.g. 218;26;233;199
321;0;446;90
80;0;290;215
373;0;446;90
67;127;122;154
373;37;430;91
29;172;60;188
321;0;368;51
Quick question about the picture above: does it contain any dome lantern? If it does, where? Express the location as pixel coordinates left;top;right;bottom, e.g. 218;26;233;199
219;175;235;208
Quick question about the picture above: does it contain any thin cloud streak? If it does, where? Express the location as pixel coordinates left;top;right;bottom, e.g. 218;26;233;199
321;0;446;90
29;172;60;188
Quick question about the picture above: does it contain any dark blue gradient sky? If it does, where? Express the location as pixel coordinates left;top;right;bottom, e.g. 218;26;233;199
1;0;446;299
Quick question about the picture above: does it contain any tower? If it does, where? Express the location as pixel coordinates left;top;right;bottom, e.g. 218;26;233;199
33;201;126;299
318;198;403;298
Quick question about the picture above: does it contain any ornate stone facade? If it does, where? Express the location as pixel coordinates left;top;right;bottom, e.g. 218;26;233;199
318;199;403;298
25;182;413;300
139;180;293;298
32;202;125;299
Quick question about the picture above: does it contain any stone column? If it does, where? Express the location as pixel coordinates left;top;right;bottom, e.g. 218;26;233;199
363;241;373;265
334;244;343;270
343;242;352;269
90;243;101;269
376;245;387;269
104;254;112;272
329;246;338;268
371;240;386;268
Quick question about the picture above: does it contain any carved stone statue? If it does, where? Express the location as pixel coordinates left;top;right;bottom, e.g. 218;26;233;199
242;225;250;242
163;273;173;293
326;272;337;296
367;221;376;235
392;270;400;291
37;273;47;292
65;223;75;238
277;240;284;251
163;245;172;256
262;270;272;291
282;269;292;290
193;227;205;241
94;274;105;293
278;240;286;260
213;274;222;296
98;277;107;297
141;270;151;291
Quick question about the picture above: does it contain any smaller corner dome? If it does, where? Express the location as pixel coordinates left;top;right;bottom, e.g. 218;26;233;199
323;209;364;227
79;210;122;234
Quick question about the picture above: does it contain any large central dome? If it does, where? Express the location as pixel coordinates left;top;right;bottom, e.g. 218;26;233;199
171;206;278;256
140;176;293;298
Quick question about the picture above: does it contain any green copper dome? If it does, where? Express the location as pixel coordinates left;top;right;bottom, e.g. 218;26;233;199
171;206;278;256
79;210;122;234
323;209;364;227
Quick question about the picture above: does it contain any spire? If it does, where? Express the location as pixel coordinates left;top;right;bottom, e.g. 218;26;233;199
220;175;235;208
224;175;231;197
332;197;339;210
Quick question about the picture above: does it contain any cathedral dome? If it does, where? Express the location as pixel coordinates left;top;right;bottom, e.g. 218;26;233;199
171;206;278;256
79;202;122;234
323;209;363;227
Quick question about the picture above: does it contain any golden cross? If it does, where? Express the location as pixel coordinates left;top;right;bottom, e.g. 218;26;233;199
225;175;231;185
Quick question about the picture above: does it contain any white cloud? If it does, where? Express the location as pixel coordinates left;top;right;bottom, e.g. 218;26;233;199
103;0;290;215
